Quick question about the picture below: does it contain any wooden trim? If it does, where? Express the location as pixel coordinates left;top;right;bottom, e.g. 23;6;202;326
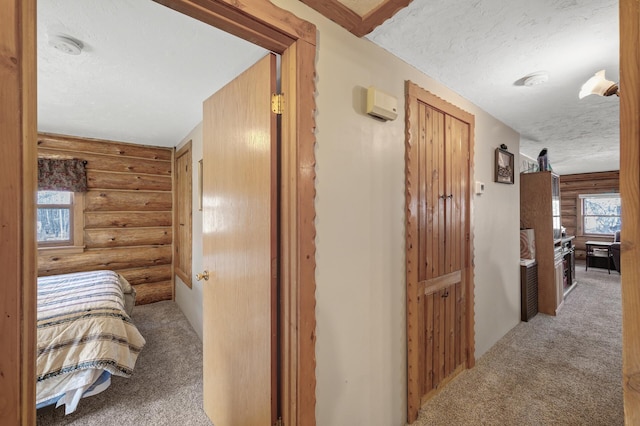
405;81;475;423
404;80;421;423
35;191;84;249
0;0;37;424
422;271;461;295
620;0;640;422
299;0;411;37
38;246;85;255
154;0;316;51
280;37;318;426
174;140;193;288
467;104;476;370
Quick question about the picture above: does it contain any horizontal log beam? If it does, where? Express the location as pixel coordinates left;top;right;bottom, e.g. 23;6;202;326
85;190;172;212
39;148;172;175
38;133;172;161
38;246;172;276
84;211;173;228
85;227;172;248
118;264;172;285
134;280;173;305
88;170;172;191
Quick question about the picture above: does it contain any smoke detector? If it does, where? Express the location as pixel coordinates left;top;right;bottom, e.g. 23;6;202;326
523;71;549;87
49;35;84;55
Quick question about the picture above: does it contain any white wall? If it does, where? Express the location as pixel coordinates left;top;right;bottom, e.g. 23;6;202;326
271;1;521;424
175;123;204;341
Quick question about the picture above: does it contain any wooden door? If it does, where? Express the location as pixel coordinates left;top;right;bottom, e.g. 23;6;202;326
202;53;277;426
417;104;469;398
406;81;475;423
175;142;192;287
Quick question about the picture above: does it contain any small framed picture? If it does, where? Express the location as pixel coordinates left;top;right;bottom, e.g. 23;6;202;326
495;148;514;184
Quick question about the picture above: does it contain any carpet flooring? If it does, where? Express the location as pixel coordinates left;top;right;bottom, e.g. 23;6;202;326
413;262;623;426
36;262;623;425
36;300;212;425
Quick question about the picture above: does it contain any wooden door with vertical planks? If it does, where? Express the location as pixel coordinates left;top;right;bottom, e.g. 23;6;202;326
406;81;474;422
202;53;278;426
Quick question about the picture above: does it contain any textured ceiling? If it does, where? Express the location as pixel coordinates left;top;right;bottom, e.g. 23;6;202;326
39;0;620;175
38;0;267;147
367;0;620;174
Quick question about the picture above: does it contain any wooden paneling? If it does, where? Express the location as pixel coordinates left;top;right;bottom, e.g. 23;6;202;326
38;133;172;160
37;133;173;305
38;246;172;276
38;148;172;175
620;0;640;422
134;280;173;305
85;190;172;211
85;211;172;228
118;264;172;285
84;227;172;248
87;170;172;191
559;171;619;258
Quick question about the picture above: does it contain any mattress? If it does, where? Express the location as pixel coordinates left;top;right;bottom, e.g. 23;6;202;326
36;270;145;414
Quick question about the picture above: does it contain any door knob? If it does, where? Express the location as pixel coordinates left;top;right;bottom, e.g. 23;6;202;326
196;270;210;281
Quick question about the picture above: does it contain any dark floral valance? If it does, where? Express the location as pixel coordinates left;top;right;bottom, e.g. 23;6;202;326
38;158;88;192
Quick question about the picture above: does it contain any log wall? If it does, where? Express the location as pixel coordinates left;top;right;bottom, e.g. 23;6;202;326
559;170;620;259
37;133;173;305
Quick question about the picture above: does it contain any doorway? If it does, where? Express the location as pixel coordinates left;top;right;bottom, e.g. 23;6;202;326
1;0;318;424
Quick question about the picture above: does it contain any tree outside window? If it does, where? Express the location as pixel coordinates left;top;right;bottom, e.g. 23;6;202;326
581;194;621;235
37;190;73;245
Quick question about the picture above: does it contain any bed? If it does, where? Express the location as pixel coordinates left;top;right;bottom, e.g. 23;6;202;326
36;270;145;414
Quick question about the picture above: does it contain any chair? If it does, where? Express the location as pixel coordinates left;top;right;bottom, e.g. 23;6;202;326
611;230;621;273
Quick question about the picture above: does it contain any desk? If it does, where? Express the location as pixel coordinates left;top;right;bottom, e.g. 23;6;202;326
585;241;613;274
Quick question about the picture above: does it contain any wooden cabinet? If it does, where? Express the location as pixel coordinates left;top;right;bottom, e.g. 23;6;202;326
520;171;563;315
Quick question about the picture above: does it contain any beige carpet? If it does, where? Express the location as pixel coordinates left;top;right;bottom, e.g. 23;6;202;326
36;300;213;425
413;262;623;426
36;262;622;425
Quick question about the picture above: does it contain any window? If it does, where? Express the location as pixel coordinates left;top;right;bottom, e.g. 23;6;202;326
37;190;84;249
580;193;621;235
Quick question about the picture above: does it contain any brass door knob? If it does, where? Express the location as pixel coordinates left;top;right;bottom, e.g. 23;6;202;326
196;270;210;281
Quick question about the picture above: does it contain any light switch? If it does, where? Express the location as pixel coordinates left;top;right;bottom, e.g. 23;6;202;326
475;181;485;195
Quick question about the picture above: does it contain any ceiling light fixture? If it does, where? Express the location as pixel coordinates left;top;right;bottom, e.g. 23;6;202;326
49;35;84;55
523;72;549;87
578;70;619;99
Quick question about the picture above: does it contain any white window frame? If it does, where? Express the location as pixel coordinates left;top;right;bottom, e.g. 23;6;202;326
579;193;621;237
37;190;85;253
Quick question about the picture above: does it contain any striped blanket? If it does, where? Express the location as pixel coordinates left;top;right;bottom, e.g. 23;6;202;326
37;270;146;413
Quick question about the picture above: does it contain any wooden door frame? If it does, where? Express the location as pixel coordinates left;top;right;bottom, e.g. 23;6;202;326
404;81;475;424
1;0;317;424
621;0;640;423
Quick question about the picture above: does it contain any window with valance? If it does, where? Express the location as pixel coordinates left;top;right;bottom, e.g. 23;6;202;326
37;158;87;249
